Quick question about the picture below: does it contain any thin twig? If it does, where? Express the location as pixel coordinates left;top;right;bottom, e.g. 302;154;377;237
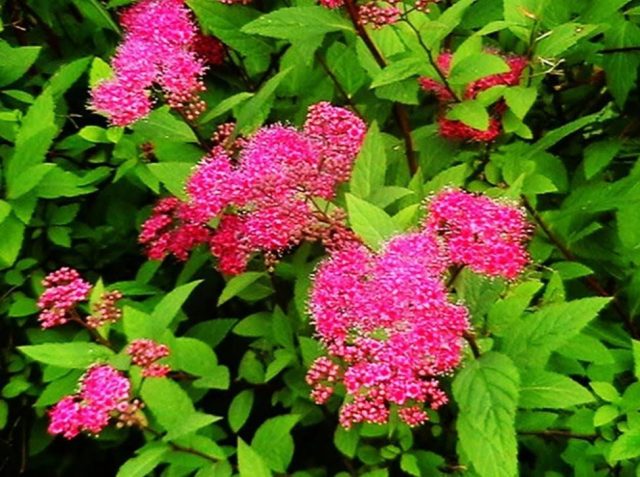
599;46;640;54
69;312;113;349
521;196;639;339
402;15;460;102
462;331;481;358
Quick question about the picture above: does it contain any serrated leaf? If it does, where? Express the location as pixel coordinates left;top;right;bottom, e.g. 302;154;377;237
334;427;359;458
371;57;426;88
519;370;594;409
610;429;640;461
453;352;519;477
503;298;610;368
147;162;194;199
18;343;114;369
241;7;351;41
199;92;254;124
602;21;640;108
346;193;399;249
0;214;24;269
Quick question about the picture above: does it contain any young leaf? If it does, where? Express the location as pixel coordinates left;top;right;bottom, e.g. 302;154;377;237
446;100;490;131
116;445;168;477
447;53;509;86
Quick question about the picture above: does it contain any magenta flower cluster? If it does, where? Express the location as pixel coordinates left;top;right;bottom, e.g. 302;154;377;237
37;268;123;330
48;365;131;439
307;189;530;428
419;51;528;142
91;0;219;126
319;0;436;29
37;267;92;328
139;102;366;274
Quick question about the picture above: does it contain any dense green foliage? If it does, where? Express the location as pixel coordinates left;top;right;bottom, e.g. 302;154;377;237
2;0;640;476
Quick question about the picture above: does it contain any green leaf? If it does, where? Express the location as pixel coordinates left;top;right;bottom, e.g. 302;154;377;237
228;390;254;433
164;413;219;442
133;107;198;143
252;415;299;472
141;378;216;439
0;401;7;430
526;113;601;158
593;405;619;427
0;214;25;269
238;438;272;477
590;382;620;403
350;122;387;199
241;7;351;42
519;370;595;409
632;340;640;379
346;193;399;249
46;57;92;99
602;21;640;108
453;352;519;477
235;68;291;134
89;57;113;88
448;53;509;86
0;41;41;88
446;100;489;131
199;92;254;124
504;86;537;119
116;446;168;477
147;162;194;199
218;272;266;306
18;343;114;369
325;42;367;96
6;89;57;187
334;427;359;458
536;23;598;57
8;163;57;199
503;298;610;368
171;337;218;377
424;0;477;48
371;57;426;88
610;429;640;461
150;280;202;331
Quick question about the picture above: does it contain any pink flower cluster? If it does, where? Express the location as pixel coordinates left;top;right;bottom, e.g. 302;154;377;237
91;0;222;126
128;339;171;377
37;268;91;328
139;102;366;274
425;189;531;279
419;51;528;142
48;365;131;439
319;0;436;28
307;189;531;428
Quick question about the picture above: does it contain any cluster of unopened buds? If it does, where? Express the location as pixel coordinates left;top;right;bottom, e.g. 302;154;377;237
37;268;123;330
419;51;528;141
139;101;366;274
48;365;143;439
128;339;172;377
91;0;225;126
307;189;531;428
319;0;438;28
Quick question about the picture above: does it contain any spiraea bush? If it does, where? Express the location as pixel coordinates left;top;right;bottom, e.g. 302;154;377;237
1;0;640;476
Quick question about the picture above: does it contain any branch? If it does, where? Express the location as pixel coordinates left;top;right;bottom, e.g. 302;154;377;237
522;196;639;339
463;330;481;358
